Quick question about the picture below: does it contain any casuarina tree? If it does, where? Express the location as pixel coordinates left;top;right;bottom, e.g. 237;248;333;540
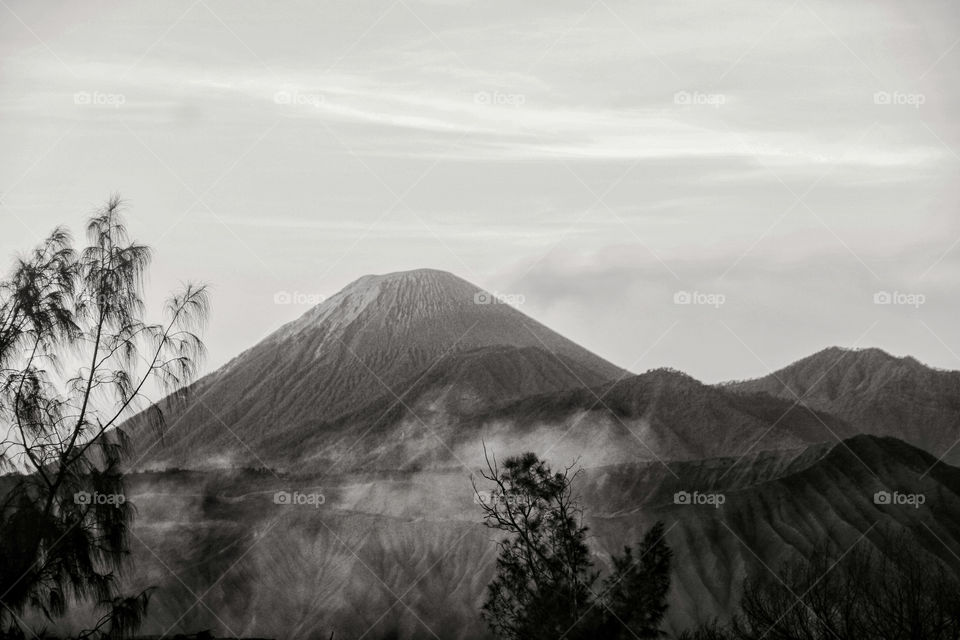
475;447;672;640
0;196;209;638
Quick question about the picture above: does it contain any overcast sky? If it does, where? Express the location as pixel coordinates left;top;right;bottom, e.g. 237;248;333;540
1;0;958;383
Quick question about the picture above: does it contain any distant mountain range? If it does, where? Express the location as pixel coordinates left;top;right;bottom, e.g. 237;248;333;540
126;268;959;471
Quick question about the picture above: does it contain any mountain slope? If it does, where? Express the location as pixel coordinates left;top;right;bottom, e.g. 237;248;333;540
465;368;857;462
127;269;625;470
50;435;960;639
728;347;960;464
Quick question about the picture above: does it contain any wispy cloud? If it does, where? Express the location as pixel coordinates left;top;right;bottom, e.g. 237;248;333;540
1;0;957;377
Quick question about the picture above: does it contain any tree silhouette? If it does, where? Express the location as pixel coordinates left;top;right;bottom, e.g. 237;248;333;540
475;448;672;639
0;196;209;638
593;522;673;638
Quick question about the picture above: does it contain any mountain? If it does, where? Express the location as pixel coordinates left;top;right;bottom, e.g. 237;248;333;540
130;273;959;474
127;269;626;470
467;367;857;462
591;434;960;631
126;272;960;476
728;347;960;464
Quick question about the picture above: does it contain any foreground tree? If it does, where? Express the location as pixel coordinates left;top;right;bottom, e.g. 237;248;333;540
475;449;672;640
0;197;209;637
680;529;960;640
593;521;673;638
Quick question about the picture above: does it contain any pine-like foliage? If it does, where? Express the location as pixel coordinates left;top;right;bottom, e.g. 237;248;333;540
475;448;672;640
0;196;209;638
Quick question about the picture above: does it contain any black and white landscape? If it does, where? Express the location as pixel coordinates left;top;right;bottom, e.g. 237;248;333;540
2;2;959;639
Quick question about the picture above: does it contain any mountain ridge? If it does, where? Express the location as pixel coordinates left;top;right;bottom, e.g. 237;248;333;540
125;271;960;473
729;345;960;464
